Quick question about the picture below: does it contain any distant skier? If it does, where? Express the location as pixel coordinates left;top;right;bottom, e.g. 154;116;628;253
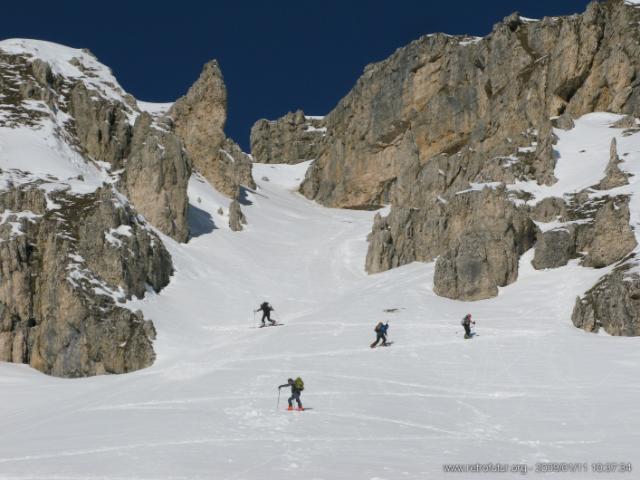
255;301;275;326
461;313;475;339
279;377;304;411
370;322;389;348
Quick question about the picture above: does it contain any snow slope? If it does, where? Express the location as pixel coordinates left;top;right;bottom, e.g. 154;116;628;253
1;128;640;479
0;39;134;110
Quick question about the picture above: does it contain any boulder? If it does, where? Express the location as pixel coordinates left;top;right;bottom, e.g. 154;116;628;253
434;232;519;301
532;228;575;269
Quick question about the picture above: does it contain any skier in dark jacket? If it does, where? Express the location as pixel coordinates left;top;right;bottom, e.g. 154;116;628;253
461;313;475;339
255;301;275;326
279;378;303;411
370;322;389;348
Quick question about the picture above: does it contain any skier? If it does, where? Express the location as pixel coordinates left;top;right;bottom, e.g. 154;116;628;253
255;301;275;326
370;321;389;348
461;313;475;339
279;377;304;411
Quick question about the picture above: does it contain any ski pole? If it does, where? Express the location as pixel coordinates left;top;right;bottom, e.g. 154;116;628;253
276;388;281;410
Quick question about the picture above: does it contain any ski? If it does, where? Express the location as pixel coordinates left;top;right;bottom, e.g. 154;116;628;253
371;341;394;348
250;323;284;329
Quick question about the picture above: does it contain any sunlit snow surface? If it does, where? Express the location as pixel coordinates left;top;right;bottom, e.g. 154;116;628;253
0;125;640;478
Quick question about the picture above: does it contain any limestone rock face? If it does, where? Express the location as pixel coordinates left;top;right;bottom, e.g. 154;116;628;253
251;110;326;164
308;0;640;208
9;45;192;243
301;0;640;208
0;185;167;377
170;61;255;198
70;85;190;243
122;113;191;242
0;40;186;376
69;82;133;168
572;263;640;336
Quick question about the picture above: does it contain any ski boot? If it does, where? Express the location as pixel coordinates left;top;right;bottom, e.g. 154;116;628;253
287;405;293;411
297;406;304;411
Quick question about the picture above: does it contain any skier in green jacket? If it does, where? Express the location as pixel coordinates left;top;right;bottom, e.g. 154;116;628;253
279;378;304;411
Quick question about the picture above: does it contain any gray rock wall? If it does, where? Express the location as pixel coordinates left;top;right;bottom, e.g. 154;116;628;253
251;110;326;164
302;1;640;209
0;44;192;376
0;186;167;377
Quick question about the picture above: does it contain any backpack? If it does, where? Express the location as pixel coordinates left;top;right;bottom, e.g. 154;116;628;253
374;322;383;332
294;377;304;391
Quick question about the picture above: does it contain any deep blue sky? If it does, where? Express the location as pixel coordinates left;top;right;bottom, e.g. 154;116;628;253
4;0;590;150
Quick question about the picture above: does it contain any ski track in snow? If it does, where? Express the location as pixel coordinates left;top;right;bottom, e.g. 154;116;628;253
1;125;640;479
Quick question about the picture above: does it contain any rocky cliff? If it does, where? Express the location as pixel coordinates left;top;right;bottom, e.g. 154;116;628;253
251;110;326;164
0;39;191;376
0;185;166;376
296;1;640;334
301;1;640;209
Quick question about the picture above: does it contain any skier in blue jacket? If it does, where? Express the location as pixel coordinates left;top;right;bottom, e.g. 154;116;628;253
370;322;389;348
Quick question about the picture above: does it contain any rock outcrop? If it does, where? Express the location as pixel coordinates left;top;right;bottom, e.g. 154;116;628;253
572;261;640;336
228;200;247;231
251;110;326;164
598;138;629;190
366;187;536;300
532;195;637;270
170;61;255;198
612;114;637;129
